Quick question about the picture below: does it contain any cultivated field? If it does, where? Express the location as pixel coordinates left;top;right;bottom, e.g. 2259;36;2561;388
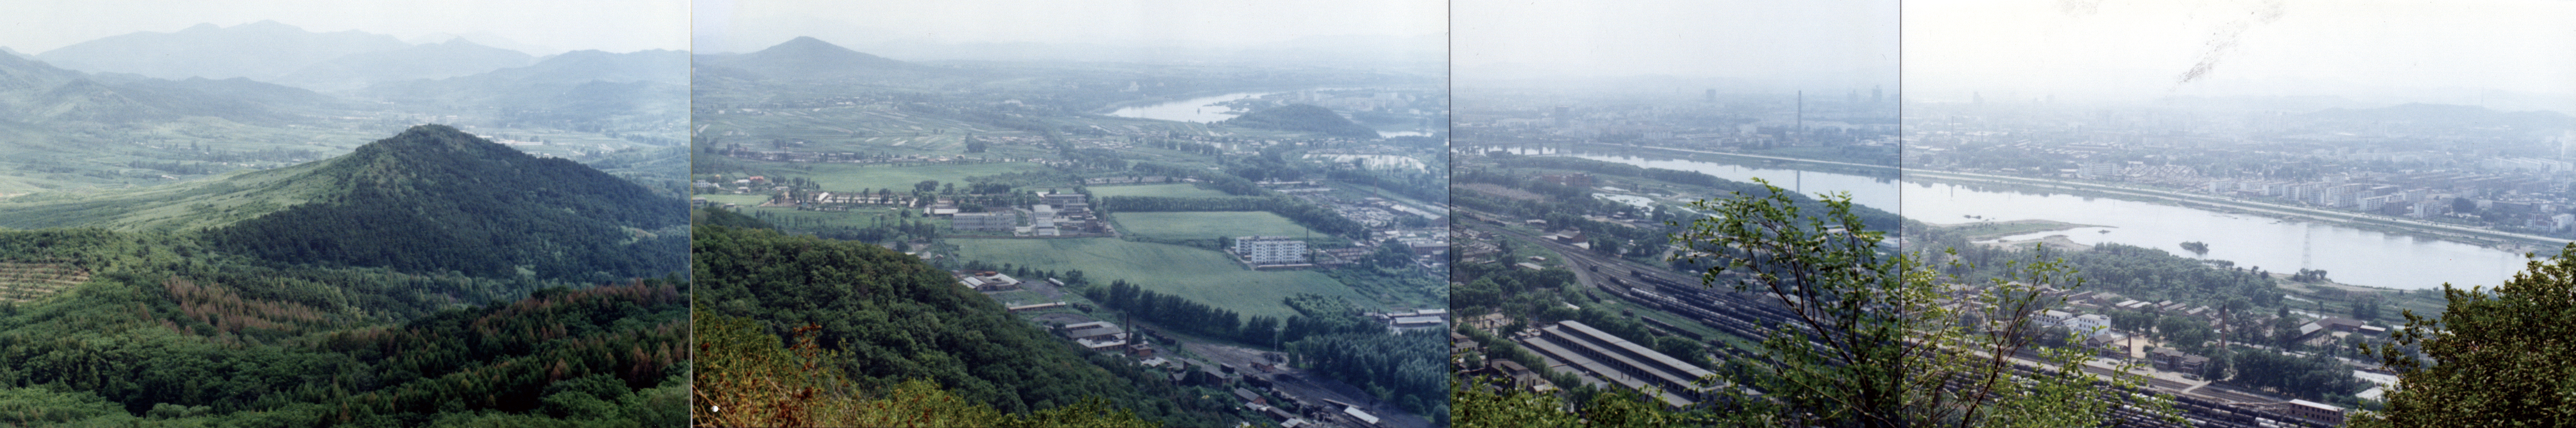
0;262;87;303
950;237;1368;319
1085;183;1239;198
1113;211;1326;242
735;205;914;229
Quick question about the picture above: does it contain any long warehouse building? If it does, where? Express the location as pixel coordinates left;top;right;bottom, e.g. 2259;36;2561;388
1517;320;1715;408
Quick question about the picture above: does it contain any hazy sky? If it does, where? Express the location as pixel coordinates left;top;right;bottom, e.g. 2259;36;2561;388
1907;0;2576;105
0;0;687;55
1455;0;1898;84
693;0;1446;55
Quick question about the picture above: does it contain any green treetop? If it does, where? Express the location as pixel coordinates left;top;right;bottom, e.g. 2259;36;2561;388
2353;243;2576;427
1664;179;2184;427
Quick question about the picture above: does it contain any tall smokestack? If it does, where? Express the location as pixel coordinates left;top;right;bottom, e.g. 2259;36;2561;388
1796;91;1805;142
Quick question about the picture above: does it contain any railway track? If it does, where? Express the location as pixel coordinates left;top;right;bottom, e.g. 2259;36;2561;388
1462;211;2344;426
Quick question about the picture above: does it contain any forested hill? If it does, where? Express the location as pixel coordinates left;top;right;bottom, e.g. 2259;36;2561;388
1220;104;1381;139
207;124;686;282
692;222;1221;426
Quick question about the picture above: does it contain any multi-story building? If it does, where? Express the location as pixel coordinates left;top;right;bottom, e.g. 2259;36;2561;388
1231;236;1308;265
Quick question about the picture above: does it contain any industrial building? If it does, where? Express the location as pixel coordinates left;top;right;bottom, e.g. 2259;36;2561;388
952;211;1017;231
1515;320;1713;407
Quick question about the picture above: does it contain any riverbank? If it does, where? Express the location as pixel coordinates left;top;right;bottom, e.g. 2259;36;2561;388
1928;219;2107;240
1586;143;2564;256
1898;171;2566;256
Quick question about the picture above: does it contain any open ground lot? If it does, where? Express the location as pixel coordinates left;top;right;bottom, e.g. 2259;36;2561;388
951;237;1367;319
1112;211;1326;243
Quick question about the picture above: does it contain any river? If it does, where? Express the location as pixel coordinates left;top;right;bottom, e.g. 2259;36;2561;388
1523;148;2532;290
1107;92;1436;138
1106;92;1269;123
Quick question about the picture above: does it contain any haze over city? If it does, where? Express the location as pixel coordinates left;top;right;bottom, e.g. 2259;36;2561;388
1906;0;2576;112
0;0;685;56
692;0;1443;66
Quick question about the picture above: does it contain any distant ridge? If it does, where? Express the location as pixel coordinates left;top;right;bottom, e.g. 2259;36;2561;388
693;36;927;80
2302;103;2575;132
0;52;312;124
272;37;535;92
358;50;688;128
34;20;408;81
204;124;686;281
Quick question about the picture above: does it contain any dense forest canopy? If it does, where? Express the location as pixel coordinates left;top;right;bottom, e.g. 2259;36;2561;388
0;227;688;426
691;220;1223;426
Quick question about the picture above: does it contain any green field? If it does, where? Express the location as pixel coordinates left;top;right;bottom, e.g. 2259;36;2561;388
1113;211;1328;243
1085;183;1238;198
772;162;1051;192
695;194;772;206
950;237;1369;319
738;205;915;229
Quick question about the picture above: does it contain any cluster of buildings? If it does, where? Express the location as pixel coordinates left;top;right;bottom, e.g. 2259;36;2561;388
1059;321;1143;354
952;271;1024;291
944;192;1105;237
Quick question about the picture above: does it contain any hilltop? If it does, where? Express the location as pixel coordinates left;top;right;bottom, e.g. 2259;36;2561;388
0;124;691;283
193;124;685;282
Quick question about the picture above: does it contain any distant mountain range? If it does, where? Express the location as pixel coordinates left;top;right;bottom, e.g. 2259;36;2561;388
35;21;408;83
2300;103;2576;133
0;50;327;125
272;38;535;92
31;21;545;93
362;49;688;130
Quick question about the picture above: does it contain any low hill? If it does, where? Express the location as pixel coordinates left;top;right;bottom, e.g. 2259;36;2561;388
692;222;1226;427
197;124;685;282
1219;104;1379;139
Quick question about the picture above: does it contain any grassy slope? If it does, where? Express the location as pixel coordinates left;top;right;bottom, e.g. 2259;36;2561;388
950;237;1368;319
0;160;336;233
